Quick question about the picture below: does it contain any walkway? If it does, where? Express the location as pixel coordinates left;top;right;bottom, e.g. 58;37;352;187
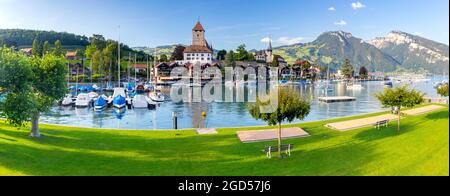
237;127;309;143
325;105;446;132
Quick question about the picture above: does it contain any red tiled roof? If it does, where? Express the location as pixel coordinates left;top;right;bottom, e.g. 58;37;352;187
65;51;77;58
132;64;148;69
193;22;205;31
184;45;212;53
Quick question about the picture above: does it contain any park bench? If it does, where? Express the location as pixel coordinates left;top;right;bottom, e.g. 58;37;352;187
374;120;390;130
262;144;294;159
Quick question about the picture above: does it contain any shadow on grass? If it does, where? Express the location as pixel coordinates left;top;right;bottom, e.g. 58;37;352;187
0;133;380;176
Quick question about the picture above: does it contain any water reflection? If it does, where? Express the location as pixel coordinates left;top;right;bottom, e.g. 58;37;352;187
40;77;448;130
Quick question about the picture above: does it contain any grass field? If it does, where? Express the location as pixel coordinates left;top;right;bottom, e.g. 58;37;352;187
0;106;448;176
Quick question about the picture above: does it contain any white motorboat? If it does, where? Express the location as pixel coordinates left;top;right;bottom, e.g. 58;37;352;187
347;84;363;90
75;93;92;108
149;91;165;102
61;94;74;107
133;85;155;108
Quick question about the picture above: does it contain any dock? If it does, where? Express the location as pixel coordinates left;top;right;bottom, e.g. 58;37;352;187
319;96;356;103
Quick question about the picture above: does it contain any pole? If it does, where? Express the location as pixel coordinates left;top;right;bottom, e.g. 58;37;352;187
172;112;178;130
135;53;137;84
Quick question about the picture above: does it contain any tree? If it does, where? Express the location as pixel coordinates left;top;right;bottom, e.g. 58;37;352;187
170;45;186;61
375;86;424;132
85;44;98;59
0;47;68;137
224;50;236;67
42;41;49;57
437;84;449;97
235;44;249;61
341;59;354;80
247;53;255;61
159;54;169;62
248;88;311;159
359;66;369;79
53;40;62;56
216;50;227;61
32;38;41;57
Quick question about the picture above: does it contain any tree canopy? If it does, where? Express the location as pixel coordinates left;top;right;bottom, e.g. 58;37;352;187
0;47;68;137
375;85;424;131
341;59;354;80
437;84;449;97
248;88;310;158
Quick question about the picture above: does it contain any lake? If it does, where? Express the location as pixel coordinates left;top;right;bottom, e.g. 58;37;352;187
40;77;448;130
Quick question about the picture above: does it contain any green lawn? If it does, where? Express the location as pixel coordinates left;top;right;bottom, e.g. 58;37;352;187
0;106;448;176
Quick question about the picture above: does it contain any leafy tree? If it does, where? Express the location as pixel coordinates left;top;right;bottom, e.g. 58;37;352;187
170;45;186;61
53;40;62;56
341;59;354;80
0;47;68;137
235;44;249;61
437;84;449;97
224;50;236;67
375;86;424;132
32;39;42;57
42;41;49;57
359;66;369;79
216;50;227;61
85;44;98;59
248;88;311;158
159;54;169;62
247;53;255;61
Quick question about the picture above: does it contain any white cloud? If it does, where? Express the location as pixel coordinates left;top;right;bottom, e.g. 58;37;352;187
277;37;304;45
260;37;272;44
334;20;347;26
351;2;366;10
328;7;336;11
260;36;304;45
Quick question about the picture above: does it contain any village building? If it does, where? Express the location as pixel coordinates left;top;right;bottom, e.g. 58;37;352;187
65;51;79;60
254;39;288;67
19;48;33;56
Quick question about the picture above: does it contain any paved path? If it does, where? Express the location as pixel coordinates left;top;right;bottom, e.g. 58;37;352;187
402;105;445;116
197;128;218;135
326;105;446;132
237;127;309;143
326;114;399;132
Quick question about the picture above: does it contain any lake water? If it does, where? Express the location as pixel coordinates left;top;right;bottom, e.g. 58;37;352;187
40;77;448;130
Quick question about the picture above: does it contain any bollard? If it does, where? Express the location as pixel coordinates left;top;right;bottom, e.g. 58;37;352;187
172;112;178;130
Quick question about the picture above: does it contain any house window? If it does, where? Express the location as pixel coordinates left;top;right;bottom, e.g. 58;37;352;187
201;58;204;60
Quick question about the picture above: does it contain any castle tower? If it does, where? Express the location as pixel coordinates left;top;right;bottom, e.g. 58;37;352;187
192;21;207;47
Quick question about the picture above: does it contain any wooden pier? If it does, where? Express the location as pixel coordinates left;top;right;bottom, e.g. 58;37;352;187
319;96;356;103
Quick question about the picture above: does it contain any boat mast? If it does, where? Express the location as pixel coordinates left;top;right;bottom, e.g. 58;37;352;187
118;25;121;88
146;53;150;83
134;53;137;84
128;52;131;84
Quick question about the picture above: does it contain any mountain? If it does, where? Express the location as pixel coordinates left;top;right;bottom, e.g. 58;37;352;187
0;29;89;49
273;31;400;72
368;31;449;74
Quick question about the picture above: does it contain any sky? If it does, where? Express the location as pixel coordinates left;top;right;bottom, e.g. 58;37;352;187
0;0;448;50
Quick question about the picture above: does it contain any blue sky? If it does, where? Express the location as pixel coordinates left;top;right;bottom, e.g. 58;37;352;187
0;0;448;50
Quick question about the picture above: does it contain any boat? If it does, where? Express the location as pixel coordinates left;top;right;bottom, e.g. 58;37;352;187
149;90;165;102
133;85;155;109
75;93;92;108
111;88;127;109
384;81;393;87
225;81;235;86
94;95;108;111
347;84;363;90
61;94;74;107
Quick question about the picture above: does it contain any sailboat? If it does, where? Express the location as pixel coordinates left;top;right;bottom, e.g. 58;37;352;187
112;88;127;109
94;95;108;111
61;94;75;107
149;89;165;102
75;93;93;108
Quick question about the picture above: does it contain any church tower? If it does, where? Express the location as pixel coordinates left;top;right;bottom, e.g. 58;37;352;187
192;21;207;47
266;38;273;63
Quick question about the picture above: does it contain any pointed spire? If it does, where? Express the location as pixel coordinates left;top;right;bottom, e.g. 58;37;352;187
268;36;273;51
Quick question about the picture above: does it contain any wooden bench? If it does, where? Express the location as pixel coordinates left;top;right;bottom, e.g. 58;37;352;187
262;144;294;159
374;120;390;130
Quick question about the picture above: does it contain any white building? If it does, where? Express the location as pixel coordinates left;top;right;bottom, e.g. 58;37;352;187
255;40;273;63
182;21;214;65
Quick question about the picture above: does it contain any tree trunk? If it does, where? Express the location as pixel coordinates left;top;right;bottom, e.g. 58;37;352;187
278;122;282;159
397;107;401;132
30;111;41;138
